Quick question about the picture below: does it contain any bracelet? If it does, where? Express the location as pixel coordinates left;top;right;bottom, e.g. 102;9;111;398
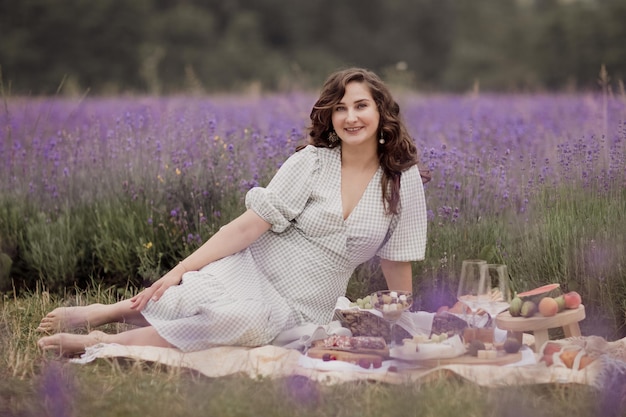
179;261;189;272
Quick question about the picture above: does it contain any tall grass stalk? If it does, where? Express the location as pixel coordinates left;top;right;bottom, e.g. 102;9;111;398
0;288;604;417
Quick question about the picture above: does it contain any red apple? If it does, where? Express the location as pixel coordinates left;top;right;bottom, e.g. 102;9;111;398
563;291;582;309
541;342;562;366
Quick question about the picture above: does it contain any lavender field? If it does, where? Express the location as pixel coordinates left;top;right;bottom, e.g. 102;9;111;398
1;92;625;338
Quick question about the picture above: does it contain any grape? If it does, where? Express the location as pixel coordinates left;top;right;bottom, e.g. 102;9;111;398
350;296;374;309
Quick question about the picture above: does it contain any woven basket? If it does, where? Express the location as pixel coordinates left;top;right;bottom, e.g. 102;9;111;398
334;309;468;343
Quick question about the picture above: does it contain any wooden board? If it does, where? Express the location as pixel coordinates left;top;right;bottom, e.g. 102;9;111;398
416;350;523;367
306;347;386;369
308;346;522;369
496;305;585;332
310;340;389;358
398;350;523;368
310;337;389;358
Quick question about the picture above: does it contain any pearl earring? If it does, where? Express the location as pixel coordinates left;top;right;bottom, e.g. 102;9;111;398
379;130;385;144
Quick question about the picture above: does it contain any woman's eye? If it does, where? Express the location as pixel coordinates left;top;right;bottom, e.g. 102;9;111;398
334;106;346;112
357;103;368;109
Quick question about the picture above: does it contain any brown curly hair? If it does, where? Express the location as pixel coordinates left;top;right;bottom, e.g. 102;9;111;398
301;67;429;215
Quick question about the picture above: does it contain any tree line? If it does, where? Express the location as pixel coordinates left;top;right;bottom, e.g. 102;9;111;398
0;0;625;95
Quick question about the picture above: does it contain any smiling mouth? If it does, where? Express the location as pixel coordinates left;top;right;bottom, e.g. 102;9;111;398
345;127;362;133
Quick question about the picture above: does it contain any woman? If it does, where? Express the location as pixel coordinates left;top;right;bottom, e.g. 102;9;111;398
37;67;429;355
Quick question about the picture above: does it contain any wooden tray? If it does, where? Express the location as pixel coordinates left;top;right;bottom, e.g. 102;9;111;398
306;347;386;369
397;350;523;368
418;350;523;367
496;305;585;351
307;347;523;369
495;305;585;332
310;339;389;358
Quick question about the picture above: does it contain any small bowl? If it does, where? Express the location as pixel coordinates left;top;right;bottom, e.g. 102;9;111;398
370;290;413;322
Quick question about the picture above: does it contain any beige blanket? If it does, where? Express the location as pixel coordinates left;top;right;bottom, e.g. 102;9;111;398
70;336;626;387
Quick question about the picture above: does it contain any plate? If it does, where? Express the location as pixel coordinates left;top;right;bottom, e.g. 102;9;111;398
390;335;466;361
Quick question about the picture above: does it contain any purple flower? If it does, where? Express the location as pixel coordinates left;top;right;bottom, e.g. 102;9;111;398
39;362;75;417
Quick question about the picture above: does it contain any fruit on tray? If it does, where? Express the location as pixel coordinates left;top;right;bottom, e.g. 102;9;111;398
503;337;522;354
467;339;486;357
554;295;566;312
563;291;582;309
508;285;582;318
508;297;523;317
517;283;561;304
538;297;559;317
520;300;537;317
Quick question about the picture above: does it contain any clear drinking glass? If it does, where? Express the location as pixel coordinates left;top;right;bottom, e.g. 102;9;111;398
457;259;488;327
480;263;512;321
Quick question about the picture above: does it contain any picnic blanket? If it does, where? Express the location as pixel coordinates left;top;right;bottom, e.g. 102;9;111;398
67;299;626;389
70;335;626;389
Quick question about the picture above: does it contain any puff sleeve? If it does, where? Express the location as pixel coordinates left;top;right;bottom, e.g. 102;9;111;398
376;165;428;261
245;145;320;233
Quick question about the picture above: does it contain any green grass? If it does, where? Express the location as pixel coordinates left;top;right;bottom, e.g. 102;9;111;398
0;287;616;417
1;183;625;417
2;168;626;338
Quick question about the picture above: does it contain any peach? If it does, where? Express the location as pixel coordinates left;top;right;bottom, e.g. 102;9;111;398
560;350;578;368
579;355;594;370
538;297;559;317
563;291;582;309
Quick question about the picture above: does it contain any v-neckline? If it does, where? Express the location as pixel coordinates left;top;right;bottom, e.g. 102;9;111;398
341;166;380;222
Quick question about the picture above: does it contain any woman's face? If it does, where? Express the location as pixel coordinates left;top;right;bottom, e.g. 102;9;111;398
331;81;380;148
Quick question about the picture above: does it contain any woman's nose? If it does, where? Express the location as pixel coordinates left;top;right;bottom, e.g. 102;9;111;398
346;108;358;122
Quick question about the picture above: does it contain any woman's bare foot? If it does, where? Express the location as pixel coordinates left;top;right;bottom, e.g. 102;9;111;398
36;304;108;333
37;330;108;357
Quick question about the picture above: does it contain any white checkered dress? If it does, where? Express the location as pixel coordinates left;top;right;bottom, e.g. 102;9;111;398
141;145;427;351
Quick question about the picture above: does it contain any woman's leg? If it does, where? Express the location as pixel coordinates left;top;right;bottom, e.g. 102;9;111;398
37;326;173;357
37;299;150;333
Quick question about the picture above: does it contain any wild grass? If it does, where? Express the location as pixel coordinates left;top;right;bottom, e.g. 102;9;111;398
0;289;607;417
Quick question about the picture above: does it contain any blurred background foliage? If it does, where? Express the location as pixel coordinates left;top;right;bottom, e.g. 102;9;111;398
1;0;625;95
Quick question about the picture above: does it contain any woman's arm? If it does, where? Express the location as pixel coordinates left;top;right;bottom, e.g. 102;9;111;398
181;208;271;271
130;209;271;310
379;258;413;293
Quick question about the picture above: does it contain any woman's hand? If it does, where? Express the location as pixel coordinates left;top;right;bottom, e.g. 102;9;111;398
130;270;183;311
129;209;270;311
